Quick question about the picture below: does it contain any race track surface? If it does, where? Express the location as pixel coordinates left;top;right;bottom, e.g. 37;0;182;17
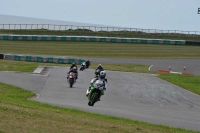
0;64;200;131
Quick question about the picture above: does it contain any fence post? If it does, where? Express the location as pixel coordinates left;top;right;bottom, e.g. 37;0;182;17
9;24;10;29
82;26;84;32
20;24;21;30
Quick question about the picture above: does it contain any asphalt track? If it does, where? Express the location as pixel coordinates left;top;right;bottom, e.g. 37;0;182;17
0;58;200;131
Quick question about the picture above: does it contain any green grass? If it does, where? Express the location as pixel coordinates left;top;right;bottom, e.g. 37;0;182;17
1;40;200;58
1;29;200;41
158;73;200;95
0;60;70;72
0;60;151;74
0;82;198;133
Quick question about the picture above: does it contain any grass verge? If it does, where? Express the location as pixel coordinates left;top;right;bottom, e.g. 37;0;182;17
1;40;200;58
0;60;151;74
158;73;200;95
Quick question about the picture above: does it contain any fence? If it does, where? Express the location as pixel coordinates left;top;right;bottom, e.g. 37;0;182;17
0;35;185;45
1;53;86;65
0;24;200;36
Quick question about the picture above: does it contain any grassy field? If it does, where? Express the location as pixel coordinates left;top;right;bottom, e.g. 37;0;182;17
1;29;200;41
0;60;200;133
1;40;200;58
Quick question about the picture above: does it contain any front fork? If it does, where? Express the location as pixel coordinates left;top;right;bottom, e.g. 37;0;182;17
87;88;103;102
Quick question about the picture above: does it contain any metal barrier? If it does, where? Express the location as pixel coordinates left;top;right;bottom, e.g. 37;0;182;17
0;35;185;45
0;24;200;36
2;54;86;65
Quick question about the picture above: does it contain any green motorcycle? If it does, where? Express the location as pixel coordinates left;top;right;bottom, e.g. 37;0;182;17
87;80;105;106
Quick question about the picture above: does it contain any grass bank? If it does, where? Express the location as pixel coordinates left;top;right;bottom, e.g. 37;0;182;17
1;40;200;58
158;73;200;95
0;29;200;41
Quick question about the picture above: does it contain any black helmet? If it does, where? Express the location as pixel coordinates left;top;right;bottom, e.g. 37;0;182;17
95;69;100;75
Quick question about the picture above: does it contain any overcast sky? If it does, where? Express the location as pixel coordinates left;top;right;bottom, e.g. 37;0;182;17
0;0;199;31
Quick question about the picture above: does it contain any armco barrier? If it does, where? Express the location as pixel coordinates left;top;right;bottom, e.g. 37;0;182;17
0;35;185;45
0;54;4;59
2;54;86;65
185;41;200;46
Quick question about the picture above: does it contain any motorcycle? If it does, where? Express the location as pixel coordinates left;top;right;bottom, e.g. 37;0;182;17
80;64;86;71
80;60;91;71
80;62;89;71
67;72;76;87
87;80;105;106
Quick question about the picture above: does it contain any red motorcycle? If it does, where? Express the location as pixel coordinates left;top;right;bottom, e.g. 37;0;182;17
67;72;77;87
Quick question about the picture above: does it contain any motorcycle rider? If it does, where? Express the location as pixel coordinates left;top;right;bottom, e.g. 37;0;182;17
67;66;78;80
70;62;77;70
86;71;107;101
81;60;91;69
85;60;91;68
96;64;104;71
94;64;104;77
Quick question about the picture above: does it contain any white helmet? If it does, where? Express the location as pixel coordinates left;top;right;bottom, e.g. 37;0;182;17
99;71;106;79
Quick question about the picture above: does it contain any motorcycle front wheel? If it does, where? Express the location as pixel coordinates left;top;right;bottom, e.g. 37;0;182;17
89;93;99;106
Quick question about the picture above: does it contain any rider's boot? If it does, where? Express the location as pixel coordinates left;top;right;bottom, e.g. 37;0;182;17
86;87;91;97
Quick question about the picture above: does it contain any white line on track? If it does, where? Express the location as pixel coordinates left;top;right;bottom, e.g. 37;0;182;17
36;94;40;98
148;65;153;71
